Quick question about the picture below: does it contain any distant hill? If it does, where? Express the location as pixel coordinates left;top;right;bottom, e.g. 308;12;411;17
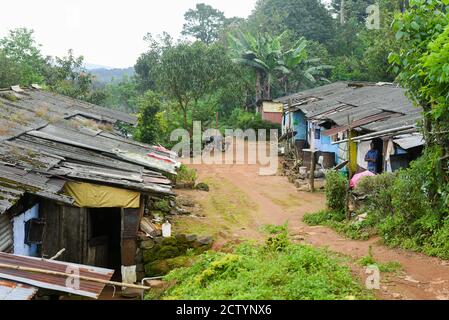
84;62;114;70
89;67;135;85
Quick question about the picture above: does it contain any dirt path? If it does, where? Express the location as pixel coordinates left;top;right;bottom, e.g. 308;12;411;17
175;142;449;300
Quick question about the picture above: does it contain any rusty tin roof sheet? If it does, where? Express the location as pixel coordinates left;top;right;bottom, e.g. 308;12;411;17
0;252;114;299
0;279;38;300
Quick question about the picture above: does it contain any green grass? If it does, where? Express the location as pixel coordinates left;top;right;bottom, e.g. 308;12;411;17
357;247;402;273
260;223;289;235
146;231;373;300
303;210;377;241
172;176;258;237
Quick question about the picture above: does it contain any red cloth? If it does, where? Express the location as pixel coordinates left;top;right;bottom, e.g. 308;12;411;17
147;152;176;164
350;171;375;188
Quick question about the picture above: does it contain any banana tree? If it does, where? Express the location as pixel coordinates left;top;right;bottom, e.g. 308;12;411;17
228;31;286;101
228;31;332;100
277;39;333;94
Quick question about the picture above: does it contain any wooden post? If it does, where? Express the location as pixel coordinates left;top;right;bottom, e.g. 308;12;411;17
287;99;292;156
309;122;316;192
216;111;219;130
346;115;352;220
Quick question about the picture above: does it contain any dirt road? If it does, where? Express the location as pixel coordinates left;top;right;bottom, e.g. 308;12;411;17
175;142;449;300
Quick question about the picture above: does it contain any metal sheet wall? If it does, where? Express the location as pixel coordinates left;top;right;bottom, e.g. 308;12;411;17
0;214;13;253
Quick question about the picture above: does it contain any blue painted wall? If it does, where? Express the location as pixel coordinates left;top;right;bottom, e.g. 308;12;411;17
309;123;341;164
13;204;39;256
282;110;340;163
282;110;307;140
293;111;308;141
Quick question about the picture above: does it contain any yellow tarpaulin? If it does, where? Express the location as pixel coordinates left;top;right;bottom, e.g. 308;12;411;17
64;182;140;208
262;101;283;113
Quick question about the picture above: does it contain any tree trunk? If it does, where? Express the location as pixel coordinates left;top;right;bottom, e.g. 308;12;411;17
284;76;289;95
340;0;345;25
255;71;262;102
260;73;271;100
265;73;271;100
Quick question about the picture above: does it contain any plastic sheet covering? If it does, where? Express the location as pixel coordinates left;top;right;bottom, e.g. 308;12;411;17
64;182;140;208
121;265;137;290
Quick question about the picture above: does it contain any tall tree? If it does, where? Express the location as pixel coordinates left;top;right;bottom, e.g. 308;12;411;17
0;28;46;85
182;3;226;44
134;90;163;144
47;49;94;100
157;41;227;132
134;33;172;93
247;0;337;46
0;50;21;87
389;0;449;208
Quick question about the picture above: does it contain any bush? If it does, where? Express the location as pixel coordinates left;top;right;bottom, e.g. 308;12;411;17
355;172;396;219
324;170;348;213
225;108;281;132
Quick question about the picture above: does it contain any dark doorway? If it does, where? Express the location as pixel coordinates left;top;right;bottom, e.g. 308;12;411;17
87;208;122;273
372;138;384;173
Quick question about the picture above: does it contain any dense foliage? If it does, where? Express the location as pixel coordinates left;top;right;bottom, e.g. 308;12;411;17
389;0;449;210
305;150;449;258
1;1;408;146
148;227;372;300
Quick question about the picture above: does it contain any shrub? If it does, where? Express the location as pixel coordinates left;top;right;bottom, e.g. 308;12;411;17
355;172;396;219
303;210;344;226
303;210;374;240
175;164;197;187
153;240;372;300
153;198;171;213
307;152;449;260
324;170;348;213
225;108;281;132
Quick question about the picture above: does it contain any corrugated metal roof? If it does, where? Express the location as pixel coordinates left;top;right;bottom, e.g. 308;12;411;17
0;88;136;124
29;122;179;174
52;162;173;195
0;185;24;216
0;141;62;171
0;86;177;208
0;279;38;300
394;134;425;150
0;164;73;214
11;135;144;173
323;112;396;136
276;82;422;134
0;252;114;299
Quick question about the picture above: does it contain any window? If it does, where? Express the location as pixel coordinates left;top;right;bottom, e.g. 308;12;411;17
24;218;46;245
315;128;321;140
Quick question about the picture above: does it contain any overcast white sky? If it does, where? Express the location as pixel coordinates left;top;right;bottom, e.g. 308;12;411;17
0;0;257;68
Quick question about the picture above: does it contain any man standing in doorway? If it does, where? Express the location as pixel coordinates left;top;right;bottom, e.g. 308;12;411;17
364;141;379;174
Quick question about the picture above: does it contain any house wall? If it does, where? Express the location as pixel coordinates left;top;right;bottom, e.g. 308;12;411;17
12;204;39;257
40;198;144;280
281;110;308;140
293;111;308;141
40;200;88;262
308;123;341;166
262;112;283;124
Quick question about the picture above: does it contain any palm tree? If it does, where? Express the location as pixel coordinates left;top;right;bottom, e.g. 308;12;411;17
228;31;332;100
